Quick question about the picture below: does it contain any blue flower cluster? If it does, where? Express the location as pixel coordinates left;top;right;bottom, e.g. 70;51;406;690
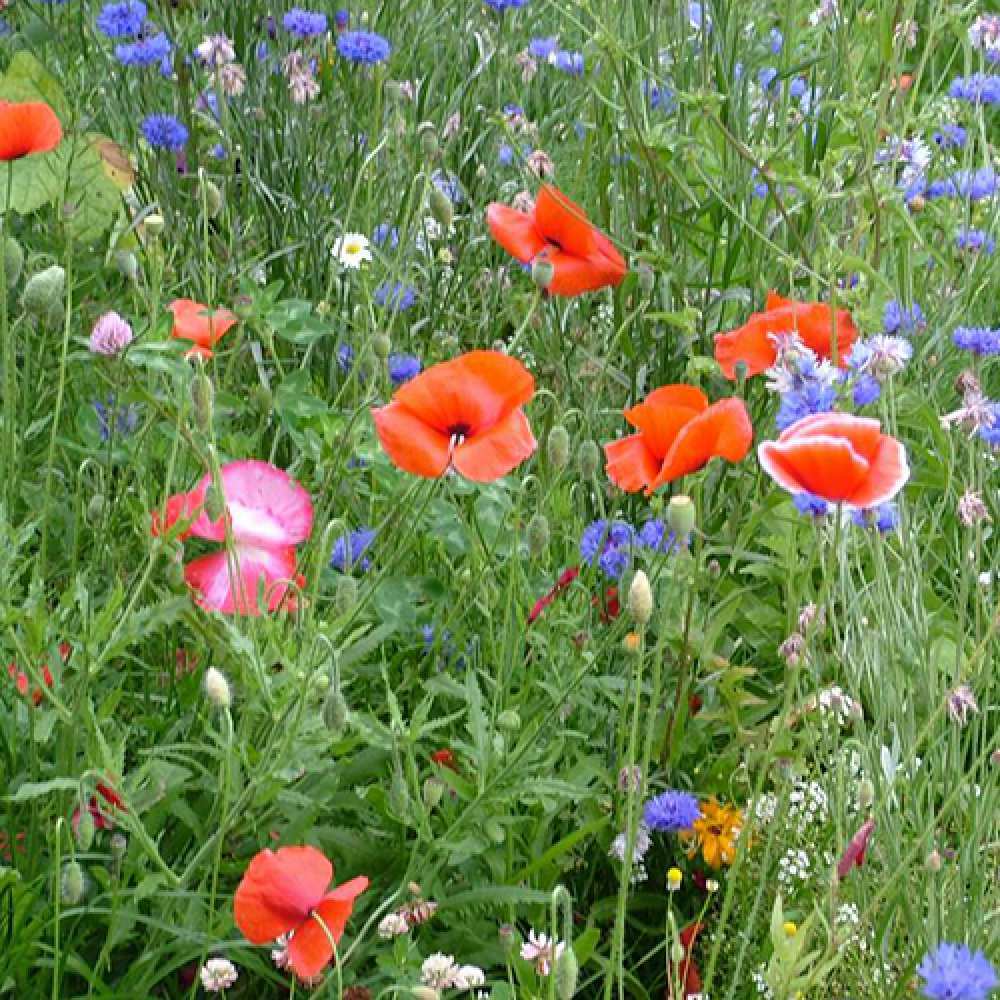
956;228;996;254
980;405;1000;448
96;0;146;38
141;113;188;150
330;527;376;572
283;8;327;38
553;50;584;76
948;73;1000;105
117;32;172;70
373;223;399;248
529;36;558;59
793;492;900;532
373;282;417;311
917;942;997;1000
336;30;391;64
777;379;838;430
953;326;1000;356
94;397;141;441
883;300;924;335
483;0;530;9
643;789;701;832
388;353;421;386
579;518;680;578
933;124;967;149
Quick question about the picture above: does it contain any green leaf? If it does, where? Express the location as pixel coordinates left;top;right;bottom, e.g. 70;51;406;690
7;777;78;802
0;51;69;118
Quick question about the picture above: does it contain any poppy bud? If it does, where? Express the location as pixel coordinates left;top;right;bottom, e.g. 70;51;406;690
420;128;439;161
75;809;95;851
166;554;186;589
497;709;521;730
143;213;165;238
531;256;555;290
372;332;391;359
637;263;654;295
628;570;653;626
4;237;23;288
423;776;444;809
190;371;214;433
334;574;358;615
547;424;570;469
205;483;226;523
667;494;696;539
60;861;86;905
555;947;579;1000
578;439;600;479
323;687;350;736
87;494;106;525
22;265;65;319
109;832;127;860
203;667;232;710
199;178;223;219
670;938;685;964
429;187;453;230
856;777;875;811
113;249;139;283
527;513;549;556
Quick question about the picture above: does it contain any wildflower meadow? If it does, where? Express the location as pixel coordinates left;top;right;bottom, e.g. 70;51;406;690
1;0;999;997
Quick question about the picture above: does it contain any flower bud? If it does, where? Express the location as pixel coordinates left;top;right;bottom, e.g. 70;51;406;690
497;709;521;730
637;263;654;295
113;249;139;282
203;667;232;709
166;552;186;589
925;849;943;872
199;178;223;219
60;861;86;905
667;494;695;539
856;778;875;811
670;939;685;963
75;809;95;851
628;570;653;626
372;332;391;359
423;776;445;809
109;833;127;860
323;687;350;736
87;494;106;526
420;129;439;161
622;631;641;654
546;424;570;469
429;187;453;230
334;574;359;615
555;946;579;1000
205;483;226;522
666;867;682;891
4;236;24;288
578;439;600;479
190;371;214;433
22;265;65;318
531;256;555;290
527;513;549;556
143;213;165;238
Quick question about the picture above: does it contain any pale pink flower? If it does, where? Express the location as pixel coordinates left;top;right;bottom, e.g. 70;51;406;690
947;685;978;727
195;34;235;67
520;929;565;976
421;953;460;990
958;490;991;527
89;311;133;356
217;63;247;97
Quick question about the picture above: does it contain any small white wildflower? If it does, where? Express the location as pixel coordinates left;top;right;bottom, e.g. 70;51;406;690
200;958;239;992
421;953;460;990
195;34;236;67
203;667;232;710
452;965;486;990
332;232;372;269
377;912;410;938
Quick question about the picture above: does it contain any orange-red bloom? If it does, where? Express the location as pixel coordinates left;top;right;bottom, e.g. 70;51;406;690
372;350;536;482
168;299;238;359
0;101;62;161
714;291;858;379
487;185;627;296
604;385;752;495
234;845;368;981
758;413;909;508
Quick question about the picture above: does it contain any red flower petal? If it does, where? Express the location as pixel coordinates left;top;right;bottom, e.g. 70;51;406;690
234;846;332;945
486;203;546;262
168;299;238;354
371;401;452;478
451;407;536;481
534;185;599;258
184;545;301;616
284;877;369;980
759;434;870;502
624;386;707;459
0;101;62;161
837;818;875;879
845;435;909;508
604;434;661;493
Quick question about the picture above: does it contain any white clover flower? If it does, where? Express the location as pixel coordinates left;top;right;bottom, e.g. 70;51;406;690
452;965;486;990
377;912;410;938
421;953;460;990
200;958;239;992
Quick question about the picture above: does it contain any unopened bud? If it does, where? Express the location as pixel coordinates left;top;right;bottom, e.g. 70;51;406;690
190;371;214;432
4;237;24;288
113;249;139;282
412;989;440;1000
622;631;642;654
423;776;445;809
670;939;685;963
199;178;223;219
389;767;410;820
925;849;943;872
527;513;550;556
22;265;65;318
667;494;695;540
372;332;391;359
578;439;600;479
323;687;350;736
205;483;226;522
334;574;358;615
143;213;165;238
637;263;654;295
109;833;127;860
856;778;875;811
555;946;579;1000
909;194;925;213
546;424;570;469
75;809;95;851
531;256;555;290
87;494;106;525
60;861;86;905
203;667;231;709
420;129;439;161
497;709;521;730
429;187;453;229
628;570;653;626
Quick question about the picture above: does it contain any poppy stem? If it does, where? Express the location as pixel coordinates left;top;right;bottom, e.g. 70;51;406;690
1;160;12;510
308;910;343;998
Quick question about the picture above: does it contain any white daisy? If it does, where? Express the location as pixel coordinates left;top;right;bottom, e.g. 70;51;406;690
332;232;372;269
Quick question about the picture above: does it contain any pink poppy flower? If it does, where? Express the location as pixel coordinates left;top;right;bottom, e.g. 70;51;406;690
152;460;314;616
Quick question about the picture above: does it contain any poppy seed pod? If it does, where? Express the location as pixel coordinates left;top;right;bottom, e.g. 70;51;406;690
422;776;444;809
527;513;550;556
555;947;579;1000
578;439;600;479
60;861;86;906
4;237;24;288
203;667;232;709
546;424;570;469
22;265;65;318
372;332;391;359
667;495;696;539
531;256;555;290
190;371;214;433
429;187;453;230
143;213;165;238
75;808;95;851
628;570;653;626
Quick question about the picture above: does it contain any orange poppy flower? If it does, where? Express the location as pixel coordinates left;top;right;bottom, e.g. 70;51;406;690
604;385;752;495
714;291;858;379
758;413;909;508
371;350;536;482
0;101;62;162
234;845;368;981
486;185;627;296
168;299;238;359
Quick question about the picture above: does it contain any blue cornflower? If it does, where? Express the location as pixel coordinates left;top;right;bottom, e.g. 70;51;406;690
646;82;676;112
933;124;967;149
93;398;141;441
552;50;584;76
116;32;172;67
283;7;327;37
883;300;925;336
387;353;421;386
953;167;999;201
688;1;711;33
373;282;417;312
334;9;350;30
956;229;996;254
498;142;515;166
793;492;830;518
141;113;188;150
529;36;558;59
769;27;783;53
431;169;464;203
330;527;376;572
926;178;956;199
96;1;146;38
643;790;701;832
580;519;635;579
776;382;838;431
917;942;997;1000
638;519;682;553
980;405;1000;448
758;67;779;92
484;0;529;9
948;73;1000;105
788;76;808;100
211;143;227;160
953;327;1000;356
337;344;356;372
852;375;881;407
373;223;399;248
336;29;391;64
851;504;899;533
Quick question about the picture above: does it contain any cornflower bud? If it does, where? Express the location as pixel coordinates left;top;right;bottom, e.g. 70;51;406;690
372;332;391;359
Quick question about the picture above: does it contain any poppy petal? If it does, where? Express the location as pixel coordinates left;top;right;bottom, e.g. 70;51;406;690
593;230;629;286
779;412;882;455
184;460;314;548
150;490;203;539
184;545;301;616
624;387;707;459
392;351;534;436
0;102;62;161
789;303;858;365
758;435;870;502
846;435;909;508
604;434;660;493
651;398;753;491
371;401;451;478
169;299;238;351
486;203;547;263
234;846;332;945
543;247;621;297
765;290;791;310
285;877;369;980
451;407;536;481
714;314;778;379
534;185;598;258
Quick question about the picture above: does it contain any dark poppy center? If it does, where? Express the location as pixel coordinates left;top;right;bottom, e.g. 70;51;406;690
447;422;472;439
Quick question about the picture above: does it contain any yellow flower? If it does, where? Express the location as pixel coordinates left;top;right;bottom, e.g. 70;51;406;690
683;798;743;869
666;867;683;891
783;921;797;937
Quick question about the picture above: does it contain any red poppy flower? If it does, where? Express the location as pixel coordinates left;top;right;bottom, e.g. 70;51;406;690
487;185;627;296
431;749;457;770
836;817;875;880
72;781;124;835
758;413;909;508
0;101;62;161
714;291;859;379
527;566;581;625
665;921;703;999
6;643;67;706
604;385;752;495
372;350;536;482
234;845;369;981
168;299;238;359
